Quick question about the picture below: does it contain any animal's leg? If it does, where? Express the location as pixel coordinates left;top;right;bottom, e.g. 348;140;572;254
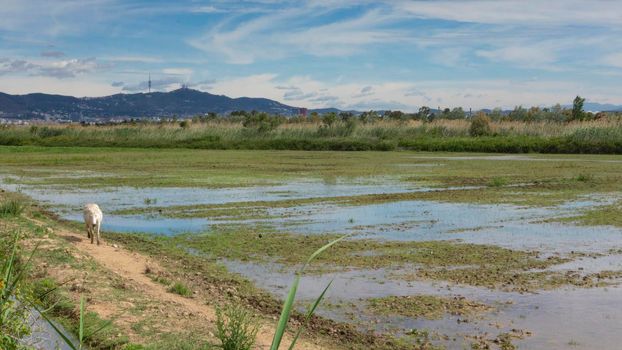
85;222;91;239
95;222;101;246
90;224;94;244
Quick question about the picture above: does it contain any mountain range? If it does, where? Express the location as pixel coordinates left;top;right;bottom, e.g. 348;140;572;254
0;88;303;121
0;89;621;121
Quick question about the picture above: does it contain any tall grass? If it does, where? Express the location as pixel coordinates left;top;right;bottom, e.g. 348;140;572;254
0;200;25;217
2;117;622;153
1;231;33;349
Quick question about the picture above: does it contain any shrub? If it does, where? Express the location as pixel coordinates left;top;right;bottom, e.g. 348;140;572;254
469;114;492;136
215;304;259;350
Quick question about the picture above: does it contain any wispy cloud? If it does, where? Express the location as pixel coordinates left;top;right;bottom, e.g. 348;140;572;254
40;50;65;58
189;5;407;64
0;57;108;78
395;0;622;26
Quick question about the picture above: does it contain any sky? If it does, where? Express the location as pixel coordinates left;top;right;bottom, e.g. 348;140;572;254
1;0;621;111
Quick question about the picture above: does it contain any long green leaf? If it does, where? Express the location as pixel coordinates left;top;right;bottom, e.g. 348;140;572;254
2;232;19;289
84;319;113;340
270;235;347;350
270;274;300;350
35;277;76;301
302;235;349;270
34;305;79;350
8;240;41;294
79;295;85;349
287;280;333;350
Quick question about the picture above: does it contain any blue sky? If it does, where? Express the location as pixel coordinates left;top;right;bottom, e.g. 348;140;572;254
1;0;621;110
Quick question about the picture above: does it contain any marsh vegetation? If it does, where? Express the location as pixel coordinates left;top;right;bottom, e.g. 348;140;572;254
1;147;622;349
2;115;622;153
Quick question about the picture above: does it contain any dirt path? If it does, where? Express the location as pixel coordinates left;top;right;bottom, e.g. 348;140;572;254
32;218;327;350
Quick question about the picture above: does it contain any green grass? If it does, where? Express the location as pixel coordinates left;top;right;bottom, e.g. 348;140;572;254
557;201;622;227
33;278;127;349
488;177;508;187
3;146;622;207
168;282;192;297
156;227;598;291
367;295;492;320
0;199;25;217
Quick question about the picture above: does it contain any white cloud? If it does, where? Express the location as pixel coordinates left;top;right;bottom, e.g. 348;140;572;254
162;68;193;76
189;6;406;64
475;46;558;68
0;75;119;96
0;57;107;78
602;53;622;68
102;55;163;63
208;73;622;110
396;0;622;26
191;5;223;13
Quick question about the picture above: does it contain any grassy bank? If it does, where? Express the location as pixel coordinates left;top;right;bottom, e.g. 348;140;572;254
2;118;622;153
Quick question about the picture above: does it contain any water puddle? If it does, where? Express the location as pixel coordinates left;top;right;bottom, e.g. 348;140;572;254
224;259;622;349
410;155;622;163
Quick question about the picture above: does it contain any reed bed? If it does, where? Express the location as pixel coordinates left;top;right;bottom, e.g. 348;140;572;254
2;117;622;153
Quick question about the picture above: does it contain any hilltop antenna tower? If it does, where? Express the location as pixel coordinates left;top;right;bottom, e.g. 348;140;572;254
148;73;151;93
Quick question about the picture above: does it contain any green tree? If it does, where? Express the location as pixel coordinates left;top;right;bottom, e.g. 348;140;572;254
417;106;431;121
572;95;586;121
322;112;337;127
339;111;354;121
448;107;465;120
489;108;503;121
508;106;527;121
386;110;405;120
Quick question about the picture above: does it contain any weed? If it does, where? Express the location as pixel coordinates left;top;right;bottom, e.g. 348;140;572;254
214;304;259;350
576;173;593;182
151;275;171;286
488;177;508;187
168;282;192;297
0;199;25;217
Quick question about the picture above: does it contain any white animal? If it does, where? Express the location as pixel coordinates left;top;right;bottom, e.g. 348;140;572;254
83;203;103;245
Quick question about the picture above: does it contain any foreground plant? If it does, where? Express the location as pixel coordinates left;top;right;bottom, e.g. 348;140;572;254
0;199;25;217
270;235;348;350
1;230;110;350
215;304;259;350
0;231;33;350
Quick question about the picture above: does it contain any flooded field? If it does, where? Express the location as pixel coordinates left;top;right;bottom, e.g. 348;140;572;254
2;148;622;349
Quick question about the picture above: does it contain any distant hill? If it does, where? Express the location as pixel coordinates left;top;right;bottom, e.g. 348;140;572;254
0;88;303;120
559;102;622;112
582;102;622;112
